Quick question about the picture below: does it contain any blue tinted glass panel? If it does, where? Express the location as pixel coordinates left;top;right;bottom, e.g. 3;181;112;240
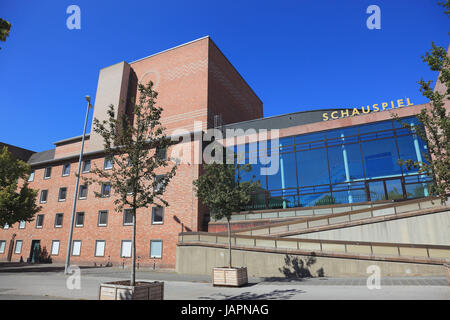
240;162;267;190
396;135;428;175
332;189;367;204
393;116;421;128
327;143;364;183
361;138;402;178
294;132;325;145
358;121;393;134
297;148;330;187
267;152;297;190
326;127;358;139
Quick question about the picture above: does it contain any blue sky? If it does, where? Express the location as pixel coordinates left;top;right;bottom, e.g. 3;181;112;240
0;0;448;152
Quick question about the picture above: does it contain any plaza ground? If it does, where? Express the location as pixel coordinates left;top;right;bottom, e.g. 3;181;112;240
0;263;448;300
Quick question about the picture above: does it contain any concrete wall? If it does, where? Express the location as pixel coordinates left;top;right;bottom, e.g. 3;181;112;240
287;210;450;245
88;61;131;152
176;245;446;277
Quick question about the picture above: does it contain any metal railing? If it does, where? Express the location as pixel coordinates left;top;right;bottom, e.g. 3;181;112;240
178;231;450;263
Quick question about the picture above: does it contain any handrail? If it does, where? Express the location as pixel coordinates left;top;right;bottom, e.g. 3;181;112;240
178;231;450;262
220;196;446;236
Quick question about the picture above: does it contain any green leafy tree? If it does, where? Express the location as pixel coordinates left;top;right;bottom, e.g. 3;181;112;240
394;4;450;204
193;161;260;268
0;18;11;50
0;147;41;227
84;81;177;286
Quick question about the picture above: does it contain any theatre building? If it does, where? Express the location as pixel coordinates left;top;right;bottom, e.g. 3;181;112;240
0;37;447;270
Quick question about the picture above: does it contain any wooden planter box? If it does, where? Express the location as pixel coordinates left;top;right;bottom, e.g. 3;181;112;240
212;267;248;287
99;281;164;300
445;264;450;286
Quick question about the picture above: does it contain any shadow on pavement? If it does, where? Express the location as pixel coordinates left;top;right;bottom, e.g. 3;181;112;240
0;263;109;273
199;289;305;300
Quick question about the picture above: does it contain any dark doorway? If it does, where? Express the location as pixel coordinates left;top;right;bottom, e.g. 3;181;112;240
29;240;40;263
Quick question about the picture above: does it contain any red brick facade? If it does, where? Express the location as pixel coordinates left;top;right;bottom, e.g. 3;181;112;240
0;37;262;269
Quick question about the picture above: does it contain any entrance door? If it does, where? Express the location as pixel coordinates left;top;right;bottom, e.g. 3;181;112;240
367;178;405;201
29;240;40;263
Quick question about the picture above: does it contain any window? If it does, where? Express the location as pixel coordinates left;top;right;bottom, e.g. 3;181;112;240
18;221;26;229
101;183;111;197
72;240;81;256
40;190;48;203
75;212;84;227
123;209;134;226
98;211;108;227
95;240;105;257
3;223;9;230
35;214;44;228
28;170;35;182
54;213;63;228
155;146;167;160
14;240;22;254
62;164;70;176
155;175;165;193
79;185;88;199
51;240;60;255
121;240;132;258
58;187;67;201
152;207;164;224
0;241;6;254
150;240;162;258
44;167;52;179
104;157;113;170
82;160;91;173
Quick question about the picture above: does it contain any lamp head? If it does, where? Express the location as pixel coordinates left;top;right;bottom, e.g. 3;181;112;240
85;95;91;103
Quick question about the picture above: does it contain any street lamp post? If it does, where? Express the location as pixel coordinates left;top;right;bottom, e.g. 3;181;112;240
64;96;93;275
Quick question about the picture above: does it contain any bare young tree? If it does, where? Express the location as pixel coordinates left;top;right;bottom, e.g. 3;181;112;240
84;81;177;286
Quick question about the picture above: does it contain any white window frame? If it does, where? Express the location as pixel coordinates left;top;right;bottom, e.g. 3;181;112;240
95;240;106;257
58;187;67;202
3;223;9;230
150;240;162;259
104;157;113;170
78;185;88;199
75;212;84;227
120;240;132;258
123;209;134;226
101;183;111;197
40;190;48;203
151;207;164;225
14;240;23;254
51;240;60;256
54;213;63;228
62;163;70;176
0;241;6;253
44;167;52;179
18;220;26;229
82;159;91;173
28;170;35;182
97;210;108;227
35;214;44;228
72;240;82;256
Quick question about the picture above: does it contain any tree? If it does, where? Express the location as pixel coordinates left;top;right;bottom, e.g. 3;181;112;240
84;81;177;286
0;18;11;50
0;146;41;227
394;4;450;204
193;161;260;268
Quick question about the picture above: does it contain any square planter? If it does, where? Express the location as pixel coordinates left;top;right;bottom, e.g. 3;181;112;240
99;280;164;300
212;267;248;287
445;264;450;286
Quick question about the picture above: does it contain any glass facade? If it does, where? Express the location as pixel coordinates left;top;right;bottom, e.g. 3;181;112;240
236;116;432;210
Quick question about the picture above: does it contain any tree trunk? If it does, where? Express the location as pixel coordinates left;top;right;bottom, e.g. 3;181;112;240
131;208;136;286
227;218;232;268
